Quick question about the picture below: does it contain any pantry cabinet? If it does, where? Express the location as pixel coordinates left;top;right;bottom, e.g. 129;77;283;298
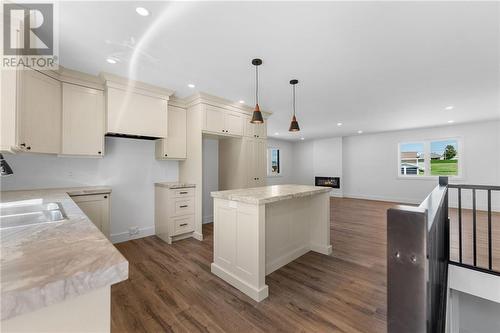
17;68;61;154
71;193;110;239
244;137;267;187
62;83;105;156
155;105;187;160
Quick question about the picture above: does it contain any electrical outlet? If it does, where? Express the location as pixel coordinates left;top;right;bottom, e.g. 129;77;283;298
128;227;139;236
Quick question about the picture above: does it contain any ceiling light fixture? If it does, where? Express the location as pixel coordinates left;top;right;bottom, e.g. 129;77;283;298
288;79;300;132
187;83;195;88
357;130;363;134
448;120;455;123
239;100;245;104
445;105;454;110
136;7;149;16
250;58;264;124
337;122;343;127
300;137;305;140
106;57;117;64
274;132;279;136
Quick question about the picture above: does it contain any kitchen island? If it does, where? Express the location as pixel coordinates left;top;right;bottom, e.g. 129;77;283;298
210;185;332;301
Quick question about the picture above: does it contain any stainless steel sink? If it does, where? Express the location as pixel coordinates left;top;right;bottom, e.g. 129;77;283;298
0;201;68;229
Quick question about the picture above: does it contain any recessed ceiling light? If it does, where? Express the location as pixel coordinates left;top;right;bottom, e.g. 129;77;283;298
136;7;149;16
239;100;245;104
274;132;279;136
448;120;455;123
300;137;305;140
187;84;195;88
357;130;363;134
445;105;454;110
106;57;117;64
337;122;343;127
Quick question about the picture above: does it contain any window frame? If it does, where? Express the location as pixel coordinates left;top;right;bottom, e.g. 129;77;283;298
267;147;282;177
397;137;464;180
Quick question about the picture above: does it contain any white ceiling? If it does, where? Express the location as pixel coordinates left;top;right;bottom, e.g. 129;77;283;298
59;1;500;140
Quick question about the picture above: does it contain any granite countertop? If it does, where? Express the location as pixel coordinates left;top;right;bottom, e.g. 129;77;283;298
211;184;331;205
0;186;128;321
155;182;196;189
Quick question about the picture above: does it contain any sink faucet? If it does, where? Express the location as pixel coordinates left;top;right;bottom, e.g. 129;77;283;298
0;154;14;177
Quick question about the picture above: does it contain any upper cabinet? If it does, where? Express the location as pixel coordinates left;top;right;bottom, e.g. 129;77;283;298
62;83;105;156
203;104;244;136
102;73;174;138
17;68;62;154
155;104;187;160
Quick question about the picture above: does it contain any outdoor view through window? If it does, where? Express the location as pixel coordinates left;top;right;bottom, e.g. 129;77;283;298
268;148;280;175
399;139;459;176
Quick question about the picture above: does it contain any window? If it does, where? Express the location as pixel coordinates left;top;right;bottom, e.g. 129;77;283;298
398;138;461;177
267;148;281;176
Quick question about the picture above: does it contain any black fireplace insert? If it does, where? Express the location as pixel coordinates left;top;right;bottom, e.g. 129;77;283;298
315;176;340;188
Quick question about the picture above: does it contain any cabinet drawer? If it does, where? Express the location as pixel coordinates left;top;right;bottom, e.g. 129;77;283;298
171;198;195;216
172;215;194;235
169;188;195;198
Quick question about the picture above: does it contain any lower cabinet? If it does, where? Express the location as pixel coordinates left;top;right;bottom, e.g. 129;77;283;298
155;185;195;244
71;193;110;239
244;137;267;187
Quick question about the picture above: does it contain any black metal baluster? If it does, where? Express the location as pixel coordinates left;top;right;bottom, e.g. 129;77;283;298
473;189;477;267
458;188;462;264
488;190;492;271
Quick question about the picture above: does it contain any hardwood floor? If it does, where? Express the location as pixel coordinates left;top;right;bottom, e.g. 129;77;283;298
111;197;390;333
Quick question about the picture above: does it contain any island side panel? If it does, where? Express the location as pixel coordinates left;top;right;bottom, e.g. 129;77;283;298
308;192;332;255
211;198;268;302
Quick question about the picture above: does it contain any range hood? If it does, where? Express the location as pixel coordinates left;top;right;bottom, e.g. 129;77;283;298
105;133;159;141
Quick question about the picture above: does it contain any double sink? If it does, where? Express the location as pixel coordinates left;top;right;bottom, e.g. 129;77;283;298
0;201;68;229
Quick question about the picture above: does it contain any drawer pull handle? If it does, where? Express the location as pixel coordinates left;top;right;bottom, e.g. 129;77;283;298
180;191;188;194
180;223;188;226
179;205;188;208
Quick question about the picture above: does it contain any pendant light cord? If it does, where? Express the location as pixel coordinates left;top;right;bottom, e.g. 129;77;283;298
292;84;296;116
255;65;259;105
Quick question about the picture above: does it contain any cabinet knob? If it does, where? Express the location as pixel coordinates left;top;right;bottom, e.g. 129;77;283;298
164;154;168;157
98;151;102;154
104;195;108;199
26;146;31;150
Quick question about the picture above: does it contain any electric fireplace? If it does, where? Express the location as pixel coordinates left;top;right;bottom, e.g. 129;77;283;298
315;177;340;189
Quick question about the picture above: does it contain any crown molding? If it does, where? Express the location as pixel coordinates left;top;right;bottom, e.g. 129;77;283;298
183;92;272;117
99;72;175;99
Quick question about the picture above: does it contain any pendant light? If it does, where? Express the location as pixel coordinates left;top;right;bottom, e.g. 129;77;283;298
250;58;264;124
289;79;300;132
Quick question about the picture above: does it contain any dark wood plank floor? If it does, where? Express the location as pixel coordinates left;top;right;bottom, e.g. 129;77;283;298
111;197;390;333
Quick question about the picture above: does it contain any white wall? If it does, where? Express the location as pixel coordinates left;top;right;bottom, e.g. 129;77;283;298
202;138;218;224
457;291;500;333
266;138;294;185
0;137;179;242
292;137;343;196
342;120;500;209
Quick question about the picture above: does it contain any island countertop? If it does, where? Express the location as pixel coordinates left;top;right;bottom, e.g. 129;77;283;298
0;186;128;321
211;184;331;205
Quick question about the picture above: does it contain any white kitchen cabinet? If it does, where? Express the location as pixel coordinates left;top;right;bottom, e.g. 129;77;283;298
155;185;196;244
62;83;105;156
244;117;267;139
71;193;110;239
106;86;169;138
244;137;267;187
155;105;187;159
17;68;62;154
203;105;244;136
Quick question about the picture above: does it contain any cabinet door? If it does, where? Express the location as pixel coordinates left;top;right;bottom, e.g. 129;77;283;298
156;105;187;159
72;194;110;238
62;83;104;156
166;106;187;158
225;112;243;136
256;122;267;139
244;117;255;138
255;139;267;186
18;68;61;153
204;105;225;134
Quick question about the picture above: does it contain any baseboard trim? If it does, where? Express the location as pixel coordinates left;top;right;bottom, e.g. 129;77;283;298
342;193;420;205
211;263;268;302
111;226;155;244
193;231;203;241
202;215;213;224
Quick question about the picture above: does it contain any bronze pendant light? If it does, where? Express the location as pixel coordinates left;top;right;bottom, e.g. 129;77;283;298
250;58;264;124
289;79;300;132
